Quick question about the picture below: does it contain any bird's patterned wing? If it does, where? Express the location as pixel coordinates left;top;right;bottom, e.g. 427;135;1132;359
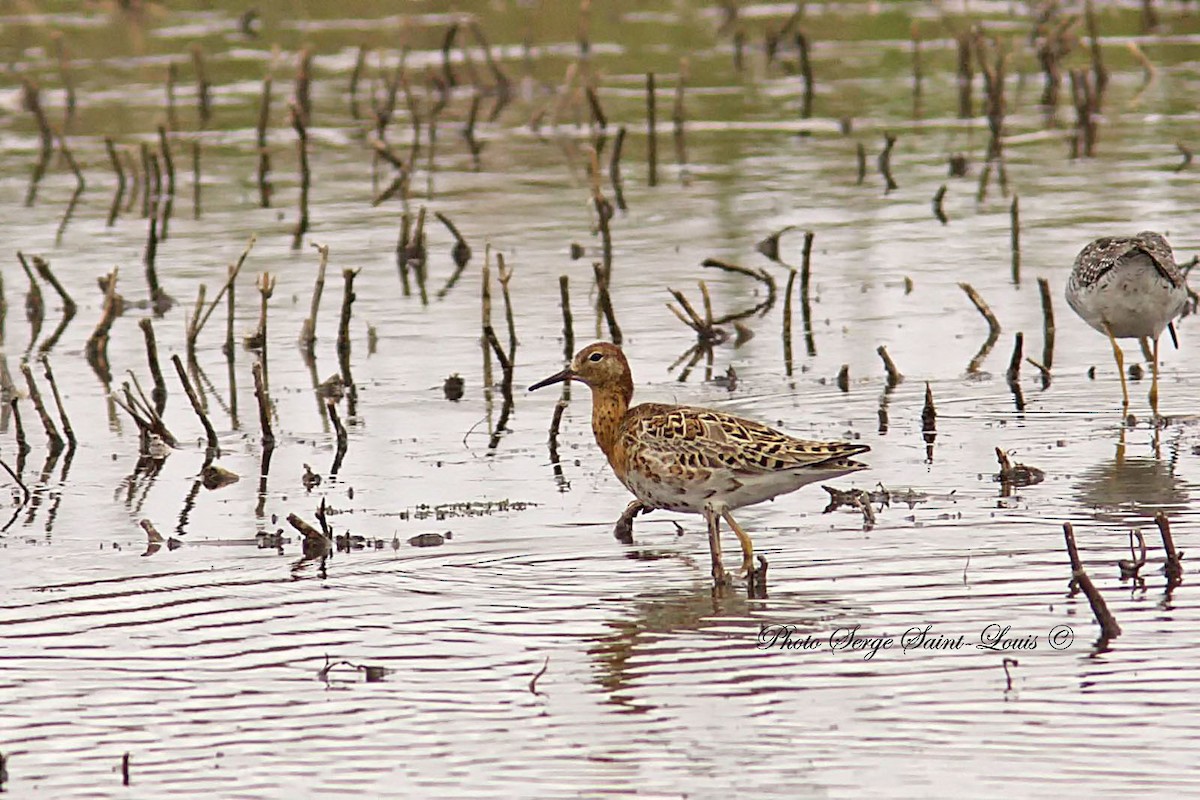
1074;232;1183;289
621;404;868;478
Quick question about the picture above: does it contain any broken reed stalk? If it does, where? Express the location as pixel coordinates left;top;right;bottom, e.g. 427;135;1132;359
188;235;255;355
349;45;368;119
257;75;272;207
142;182;173;315
57;130;85;191
921;381;937;460
878;133;898;192
497;254;517;357
1062;522;1122;640
1038;277;1055;370
782;268;797;377
1010;195;1020;283
29;256;76;319
336;268;360;413
191;44;211;127
470;20;511;107
21;79;53;206
672;59;688;173
796;31;814;118
287;513;328;555
877;345;903;388
20;363;62;449
548;396;568;480
294;48;313;126
11;397;30;458
800;231;816;357
1007;332;1025;411
123;148;140;214
171;354;218;455
105;137;126;226
291;102;310;249
86;268;120;383
157;124;175;200
483;324;514;414
559;275;575;362
592;262;622;345
40;358;74;447
932;185;948;224
18;253;45;349
463;94;484;170
139;318;168;414
435;211;472;269
252;360;274;449
610;125;627;210
1084;0;1109;106
327;399;348;474
300;242;329;358
646;72;657;186
586;86;607;135
955;31;974;118
1069;69;1099;158
192;139;201;219
1154;511;1184;585
586;148;614;279
54;33;76;123
701;259;777;309
251;272;276;364
960;282;1001;373
855;141;866;185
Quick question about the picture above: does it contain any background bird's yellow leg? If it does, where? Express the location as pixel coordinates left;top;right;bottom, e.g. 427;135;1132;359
1149;334;1161;419
1104;323;1129;411
704;506;728;585
721;509;755;576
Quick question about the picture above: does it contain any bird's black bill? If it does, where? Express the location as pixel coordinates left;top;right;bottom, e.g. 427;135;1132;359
528;368;573;392
1169;321;1180;349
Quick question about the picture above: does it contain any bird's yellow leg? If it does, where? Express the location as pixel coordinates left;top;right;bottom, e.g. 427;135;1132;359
704;505;729;585
1104;323;1129;412
721;509;755;576
1149;334;1161;420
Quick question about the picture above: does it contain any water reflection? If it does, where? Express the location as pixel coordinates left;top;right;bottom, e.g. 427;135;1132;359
1073;440;1189;521
589;584;849;712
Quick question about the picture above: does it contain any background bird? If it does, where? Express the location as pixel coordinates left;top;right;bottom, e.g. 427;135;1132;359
1065;231;1190;416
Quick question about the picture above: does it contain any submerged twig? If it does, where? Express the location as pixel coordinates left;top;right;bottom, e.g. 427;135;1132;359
1062;521;1122;641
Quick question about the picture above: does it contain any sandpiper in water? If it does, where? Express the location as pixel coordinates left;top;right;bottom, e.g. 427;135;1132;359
529;342;870;585
1065;231;1189;416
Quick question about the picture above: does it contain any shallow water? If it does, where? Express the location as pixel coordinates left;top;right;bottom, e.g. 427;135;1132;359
1;1;1200;797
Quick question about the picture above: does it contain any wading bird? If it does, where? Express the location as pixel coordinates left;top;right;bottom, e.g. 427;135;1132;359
529;342;869;585
1065;231;1189;416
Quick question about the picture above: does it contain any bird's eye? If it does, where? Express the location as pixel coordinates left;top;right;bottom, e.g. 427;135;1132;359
588;352;604;362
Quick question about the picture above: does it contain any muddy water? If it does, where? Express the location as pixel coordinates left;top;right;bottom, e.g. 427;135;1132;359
1;1;1199;797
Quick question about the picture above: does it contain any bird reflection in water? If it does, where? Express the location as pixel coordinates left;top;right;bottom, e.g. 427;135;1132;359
1074;431;1188;522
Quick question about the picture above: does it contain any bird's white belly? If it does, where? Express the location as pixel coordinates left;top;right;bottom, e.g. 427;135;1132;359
623;465;846;513
1070;261;1188;339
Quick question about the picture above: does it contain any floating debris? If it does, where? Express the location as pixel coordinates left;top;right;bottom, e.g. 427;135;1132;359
994;448;1045;489
201;464;239;491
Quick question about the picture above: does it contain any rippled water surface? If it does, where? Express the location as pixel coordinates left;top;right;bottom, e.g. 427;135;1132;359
2;1;1200;797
